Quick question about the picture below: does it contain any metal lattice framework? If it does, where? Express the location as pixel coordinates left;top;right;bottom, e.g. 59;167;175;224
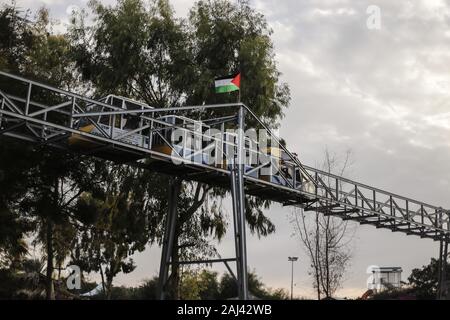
0;70;449;299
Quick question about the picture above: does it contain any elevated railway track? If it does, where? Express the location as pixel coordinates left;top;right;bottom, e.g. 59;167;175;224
0;70;449;299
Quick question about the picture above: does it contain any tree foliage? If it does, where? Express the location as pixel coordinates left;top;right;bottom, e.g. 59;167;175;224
0;4;103;299
71;165;167;299
408;258;450;300
88;269;289;300
0;0;291;300
68;0;288;298
187;0;290;126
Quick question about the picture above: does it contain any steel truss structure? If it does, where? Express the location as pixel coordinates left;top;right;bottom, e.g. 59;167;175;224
0;70;449;299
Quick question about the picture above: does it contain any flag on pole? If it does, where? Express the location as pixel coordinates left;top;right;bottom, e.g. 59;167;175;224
214;73;241;93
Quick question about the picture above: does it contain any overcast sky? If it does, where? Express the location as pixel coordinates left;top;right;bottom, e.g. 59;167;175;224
5;0;450;298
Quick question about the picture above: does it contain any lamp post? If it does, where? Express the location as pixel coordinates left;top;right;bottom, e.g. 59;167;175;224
288;256;298;300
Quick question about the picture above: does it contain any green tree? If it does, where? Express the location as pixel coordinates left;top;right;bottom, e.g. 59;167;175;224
71;165;167;299
197;269;220;300
218;270;288;299
131;277;159;299
0;3;34;73
408;258;450;300
0;140;33;269
18;147;104;300
187;0;290;126
0;5;105;300
178;270;207;300
69;0;193;108
78;269;287;300
0;5;38;269
178;269;220;300
68;0;288;299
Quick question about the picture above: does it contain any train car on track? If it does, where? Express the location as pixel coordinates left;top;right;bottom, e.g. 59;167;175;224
69;94;152;149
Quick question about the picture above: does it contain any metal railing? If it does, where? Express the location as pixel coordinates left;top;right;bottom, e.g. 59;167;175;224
0;70;449;242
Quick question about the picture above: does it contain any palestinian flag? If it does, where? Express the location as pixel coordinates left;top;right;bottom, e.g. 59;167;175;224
215;73;241;93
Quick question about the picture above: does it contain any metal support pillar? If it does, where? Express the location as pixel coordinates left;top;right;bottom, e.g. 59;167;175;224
437;239;443;300
437;237;448;300
229;105;249;300
230;166;243;294
0;98;4;129
158;177;181;300
443;239;448;299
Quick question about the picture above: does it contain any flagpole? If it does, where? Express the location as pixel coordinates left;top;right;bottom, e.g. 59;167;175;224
237;72;241;103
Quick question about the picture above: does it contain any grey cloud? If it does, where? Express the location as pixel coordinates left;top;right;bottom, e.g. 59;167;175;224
7;0;450;298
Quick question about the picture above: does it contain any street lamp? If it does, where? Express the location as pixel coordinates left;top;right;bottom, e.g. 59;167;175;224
288;256;298;300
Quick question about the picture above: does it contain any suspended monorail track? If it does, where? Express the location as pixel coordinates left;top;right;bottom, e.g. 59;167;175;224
0;70;449;299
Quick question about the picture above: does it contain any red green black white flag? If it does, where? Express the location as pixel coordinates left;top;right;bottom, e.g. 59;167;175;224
215;73;241;93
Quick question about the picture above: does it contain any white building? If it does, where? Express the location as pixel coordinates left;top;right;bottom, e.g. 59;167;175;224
367;266;402;292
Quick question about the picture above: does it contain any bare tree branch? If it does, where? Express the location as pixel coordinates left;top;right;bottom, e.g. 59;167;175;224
292;148;356;298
